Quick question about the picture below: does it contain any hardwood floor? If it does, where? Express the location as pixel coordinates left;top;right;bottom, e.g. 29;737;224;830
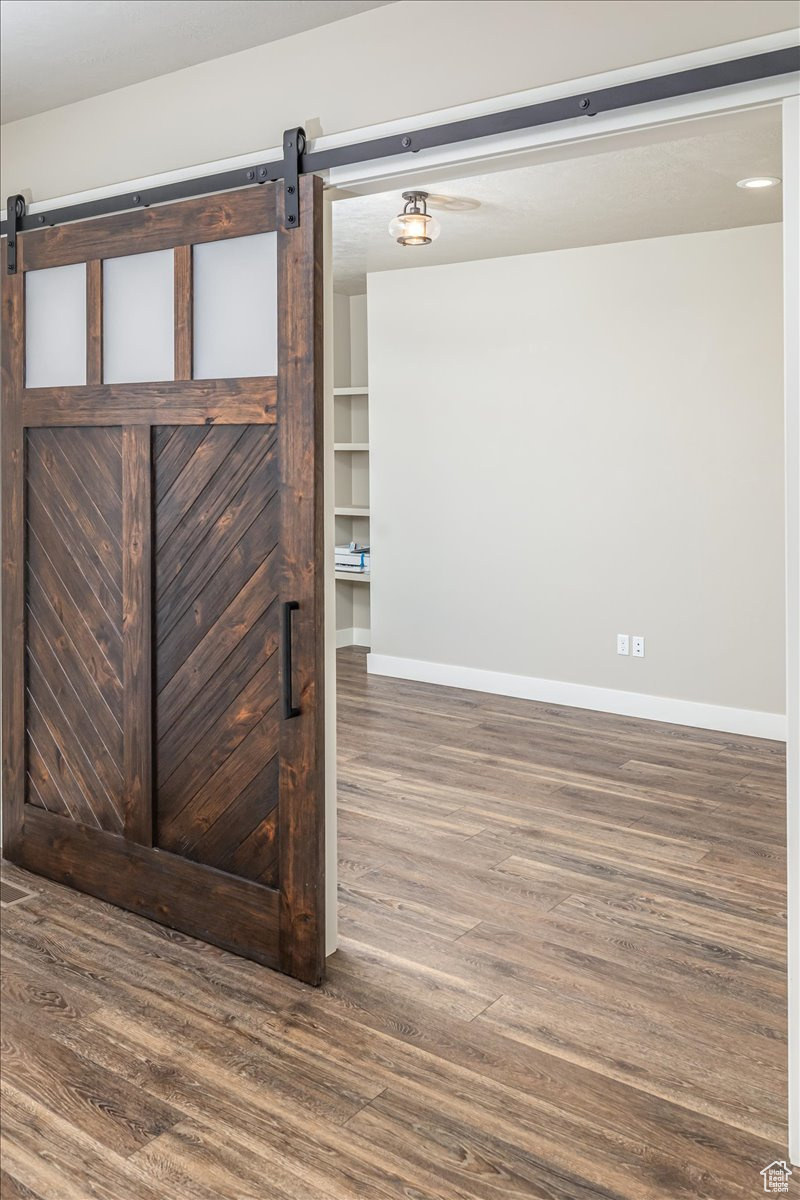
1;646;788;1199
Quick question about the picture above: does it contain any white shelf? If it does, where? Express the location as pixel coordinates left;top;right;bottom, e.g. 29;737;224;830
335;506;370;517
333;386;369;395
334;442;370;452
335;572;371;584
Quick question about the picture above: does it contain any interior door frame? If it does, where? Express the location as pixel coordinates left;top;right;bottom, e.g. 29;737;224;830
1;174;326;985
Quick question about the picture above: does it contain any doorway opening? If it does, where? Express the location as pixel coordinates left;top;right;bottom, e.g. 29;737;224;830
328;102;788;1187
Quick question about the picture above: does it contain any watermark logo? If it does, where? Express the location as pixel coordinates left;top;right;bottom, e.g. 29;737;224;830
760;1161;793;1194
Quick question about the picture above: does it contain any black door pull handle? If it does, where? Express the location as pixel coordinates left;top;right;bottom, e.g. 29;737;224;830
282;601;300;719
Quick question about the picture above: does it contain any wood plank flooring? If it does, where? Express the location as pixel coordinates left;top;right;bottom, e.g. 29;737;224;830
1;646;788;1199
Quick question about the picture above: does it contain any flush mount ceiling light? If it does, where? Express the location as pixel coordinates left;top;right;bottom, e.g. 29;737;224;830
736;176;781;189
388;192;441;246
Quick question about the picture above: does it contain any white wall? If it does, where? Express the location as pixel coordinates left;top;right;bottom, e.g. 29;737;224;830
367;223;786;734
349;295;369;388
333;293;352;388
3;1;798;202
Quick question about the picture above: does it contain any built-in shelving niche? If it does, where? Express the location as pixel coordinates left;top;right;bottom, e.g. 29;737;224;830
333;295;370;647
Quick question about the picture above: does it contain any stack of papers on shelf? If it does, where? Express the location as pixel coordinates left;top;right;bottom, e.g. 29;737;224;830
335;544;370;573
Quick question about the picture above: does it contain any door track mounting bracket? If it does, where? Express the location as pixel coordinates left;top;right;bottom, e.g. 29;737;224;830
6;195;25;274
282;128;305;229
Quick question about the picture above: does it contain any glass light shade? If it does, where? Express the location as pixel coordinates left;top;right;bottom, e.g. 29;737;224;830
388;195;440;247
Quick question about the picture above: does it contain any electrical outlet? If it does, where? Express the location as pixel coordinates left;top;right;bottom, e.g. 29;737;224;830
617;634;629;656
632;636;645;658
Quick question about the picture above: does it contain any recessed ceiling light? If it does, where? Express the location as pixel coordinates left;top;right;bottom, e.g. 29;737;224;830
736;176;781;189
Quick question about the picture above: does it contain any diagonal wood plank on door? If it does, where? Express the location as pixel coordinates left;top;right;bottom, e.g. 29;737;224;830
158;657;279;816
154;426;281;885
25;428;126;834
26;525;123;702
28;431;122;596
190;758;279;885
157;602;280;767
155;502;279;691
155;426;276;602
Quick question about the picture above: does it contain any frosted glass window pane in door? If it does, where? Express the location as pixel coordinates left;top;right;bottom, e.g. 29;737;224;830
193;233;277;379
103;250;174;383
25;263;87;388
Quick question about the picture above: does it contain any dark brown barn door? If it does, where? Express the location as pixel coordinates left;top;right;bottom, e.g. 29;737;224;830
1;179;325;984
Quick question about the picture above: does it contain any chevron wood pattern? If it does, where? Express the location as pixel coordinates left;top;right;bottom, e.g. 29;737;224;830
154;425;281;886
25;427;125;833
5;181;324;982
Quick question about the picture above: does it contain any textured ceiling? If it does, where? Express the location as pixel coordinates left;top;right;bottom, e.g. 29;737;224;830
332;106;783;295
0;0;394;123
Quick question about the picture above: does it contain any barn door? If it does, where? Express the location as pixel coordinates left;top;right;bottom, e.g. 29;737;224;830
1;178;325;984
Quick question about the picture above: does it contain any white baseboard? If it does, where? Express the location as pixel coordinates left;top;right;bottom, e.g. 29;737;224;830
337;627;371;649
366;653;787;741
